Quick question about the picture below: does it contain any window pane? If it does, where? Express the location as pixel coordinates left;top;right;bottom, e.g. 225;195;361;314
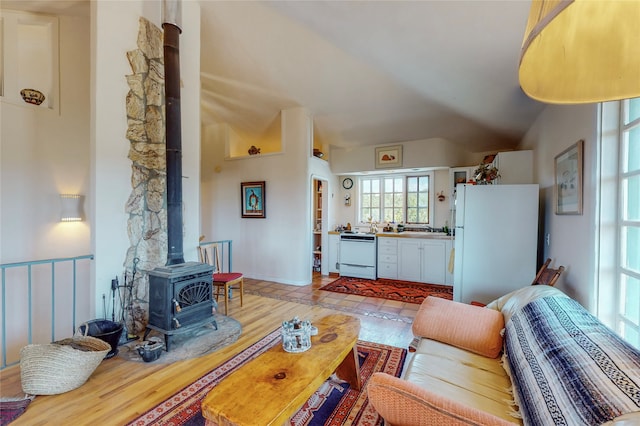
418;193;428;207
623;175;640;221
407;207;417;222
418;208;428;222
622;226;640;274
419;176;429;192
407;177;417;193
621;273;640;326
620;322;640;350
384;178;394;193
371;179;380;193
627;97;640;124
362;193;370;208
624;127;640;173
394;177;403;192
371;193;380;208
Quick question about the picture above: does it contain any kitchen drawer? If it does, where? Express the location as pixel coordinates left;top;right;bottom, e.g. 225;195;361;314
377;238;397;255
377;262;397;279
378;254;397;264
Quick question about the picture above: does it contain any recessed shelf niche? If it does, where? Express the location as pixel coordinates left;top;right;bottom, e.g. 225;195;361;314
0;10;59;111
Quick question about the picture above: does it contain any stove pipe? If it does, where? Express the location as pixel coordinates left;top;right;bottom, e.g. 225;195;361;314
162;0;184;265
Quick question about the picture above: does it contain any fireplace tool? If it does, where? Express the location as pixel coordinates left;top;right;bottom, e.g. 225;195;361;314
116;258;140;345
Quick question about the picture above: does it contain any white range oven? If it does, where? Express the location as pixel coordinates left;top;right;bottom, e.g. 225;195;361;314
339;233;377;279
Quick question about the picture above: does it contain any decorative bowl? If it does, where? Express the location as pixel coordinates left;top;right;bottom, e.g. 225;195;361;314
20;89;46;106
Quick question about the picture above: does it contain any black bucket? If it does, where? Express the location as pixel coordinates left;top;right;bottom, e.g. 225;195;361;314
77;320;124;359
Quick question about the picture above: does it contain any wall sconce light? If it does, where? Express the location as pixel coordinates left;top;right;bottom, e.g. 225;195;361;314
60;194;84;222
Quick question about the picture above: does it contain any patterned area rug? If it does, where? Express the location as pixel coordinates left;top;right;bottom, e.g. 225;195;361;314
320;277;452;304
126;329;406;426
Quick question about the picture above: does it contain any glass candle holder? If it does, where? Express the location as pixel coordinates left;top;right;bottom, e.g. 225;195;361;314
281;317;312;353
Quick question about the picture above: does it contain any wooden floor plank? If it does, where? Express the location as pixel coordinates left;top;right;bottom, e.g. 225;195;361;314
0;277;416;425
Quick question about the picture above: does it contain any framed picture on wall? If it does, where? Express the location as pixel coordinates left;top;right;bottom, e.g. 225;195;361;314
375;145;403;169
241;181;266;218
554;140;584;215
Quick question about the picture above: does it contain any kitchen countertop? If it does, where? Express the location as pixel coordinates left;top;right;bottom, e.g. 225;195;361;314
376;231;453;240
329;230;453;239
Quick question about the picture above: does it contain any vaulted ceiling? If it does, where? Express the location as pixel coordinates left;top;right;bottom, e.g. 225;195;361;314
199;1;545;153
6;0;546;153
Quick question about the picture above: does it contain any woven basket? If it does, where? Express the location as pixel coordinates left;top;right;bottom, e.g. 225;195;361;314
20;336;111;395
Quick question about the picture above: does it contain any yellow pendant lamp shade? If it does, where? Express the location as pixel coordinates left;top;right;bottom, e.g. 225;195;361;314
519;0;640;104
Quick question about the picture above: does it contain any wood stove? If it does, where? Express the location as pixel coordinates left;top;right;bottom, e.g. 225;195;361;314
145;262;217;351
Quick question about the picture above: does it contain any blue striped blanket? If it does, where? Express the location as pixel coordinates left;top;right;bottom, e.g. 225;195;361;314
505;296;640;425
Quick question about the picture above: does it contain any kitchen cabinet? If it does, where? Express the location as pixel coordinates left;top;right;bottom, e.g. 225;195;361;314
397;238;453;285
328;233;340;273
377;237;398;279
449;166;475;209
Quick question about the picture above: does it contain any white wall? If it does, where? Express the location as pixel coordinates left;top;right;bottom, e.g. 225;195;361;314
330;137;483;174
201;108;315;285
520;104;598;309
92;1;201;315
0;12;92;359
1;13;90;263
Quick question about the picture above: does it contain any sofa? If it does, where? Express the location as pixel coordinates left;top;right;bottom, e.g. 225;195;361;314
368;285;640;425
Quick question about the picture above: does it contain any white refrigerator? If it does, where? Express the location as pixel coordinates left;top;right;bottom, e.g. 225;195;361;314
453;184;539;304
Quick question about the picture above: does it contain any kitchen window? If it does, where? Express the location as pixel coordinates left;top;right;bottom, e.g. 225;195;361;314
359;173;433;225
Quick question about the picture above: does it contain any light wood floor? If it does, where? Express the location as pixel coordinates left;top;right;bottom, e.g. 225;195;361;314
0;274;419;425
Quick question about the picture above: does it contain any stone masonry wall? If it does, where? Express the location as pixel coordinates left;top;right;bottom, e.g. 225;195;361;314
123;17;167;334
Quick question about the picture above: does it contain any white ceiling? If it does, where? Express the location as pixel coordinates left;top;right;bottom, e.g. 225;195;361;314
6;0;546;153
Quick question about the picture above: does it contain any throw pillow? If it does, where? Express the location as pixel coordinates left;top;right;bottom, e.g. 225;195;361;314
412;296;504;358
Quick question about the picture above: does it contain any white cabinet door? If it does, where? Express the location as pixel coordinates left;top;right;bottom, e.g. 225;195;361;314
420;241;447;284
397;238;452;284
328;234;340;273
397;239;422;282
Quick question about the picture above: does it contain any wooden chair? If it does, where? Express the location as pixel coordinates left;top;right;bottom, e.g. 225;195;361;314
198;243;244;316
531;258;565;287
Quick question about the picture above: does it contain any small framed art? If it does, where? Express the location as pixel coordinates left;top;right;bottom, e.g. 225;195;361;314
554;140;583;215
241;181;266;218
375;145;403;169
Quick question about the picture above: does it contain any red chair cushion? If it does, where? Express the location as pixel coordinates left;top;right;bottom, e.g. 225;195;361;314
213;272;243;283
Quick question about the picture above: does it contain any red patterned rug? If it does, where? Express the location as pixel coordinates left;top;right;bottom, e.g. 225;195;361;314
320;277;452;304
126;329;406;426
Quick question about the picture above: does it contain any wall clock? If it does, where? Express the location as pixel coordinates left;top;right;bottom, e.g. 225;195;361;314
342;178;353;190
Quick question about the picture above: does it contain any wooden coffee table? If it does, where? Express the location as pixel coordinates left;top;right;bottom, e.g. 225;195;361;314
201;313;361;426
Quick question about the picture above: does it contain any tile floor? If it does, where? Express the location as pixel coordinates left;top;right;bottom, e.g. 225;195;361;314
242;273;421;349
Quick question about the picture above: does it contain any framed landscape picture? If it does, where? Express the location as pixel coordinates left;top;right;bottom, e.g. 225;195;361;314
241;181;266;218
554;140;583;215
